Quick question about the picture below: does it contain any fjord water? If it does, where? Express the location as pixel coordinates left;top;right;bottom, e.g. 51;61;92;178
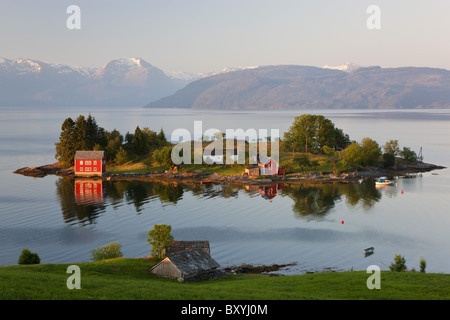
1;107;450;275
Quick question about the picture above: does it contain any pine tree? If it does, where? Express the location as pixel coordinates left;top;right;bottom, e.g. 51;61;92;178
157;128;168;146
85;114;99;150
55;117;76;167
73;115;88;151
133;126;146;155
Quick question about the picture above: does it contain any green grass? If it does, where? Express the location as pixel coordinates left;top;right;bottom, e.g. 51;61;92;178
1;258;449;300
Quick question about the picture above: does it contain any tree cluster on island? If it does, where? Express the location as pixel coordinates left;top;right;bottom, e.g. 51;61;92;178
54;114;172;168
281;114;421;174
54;113;421;174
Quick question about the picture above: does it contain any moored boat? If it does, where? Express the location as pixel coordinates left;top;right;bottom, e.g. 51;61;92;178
375;177;393;186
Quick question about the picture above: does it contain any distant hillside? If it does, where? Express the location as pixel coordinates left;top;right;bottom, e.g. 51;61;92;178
145;65;450;110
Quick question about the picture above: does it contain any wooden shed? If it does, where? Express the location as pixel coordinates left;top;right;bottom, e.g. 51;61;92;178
244;166;260;178
149;249;222;282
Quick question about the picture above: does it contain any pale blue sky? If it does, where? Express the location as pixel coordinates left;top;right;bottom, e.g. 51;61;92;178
1;0;449;73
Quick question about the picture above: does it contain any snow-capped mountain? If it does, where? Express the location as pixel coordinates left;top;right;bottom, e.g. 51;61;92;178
0;57;184;107
167;66;260;83
322;62;361;72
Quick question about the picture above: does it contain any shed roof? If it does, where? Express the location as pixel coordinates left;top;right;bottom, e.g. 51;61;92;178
150;249;220;277
168;249;220;275
75;150;105;160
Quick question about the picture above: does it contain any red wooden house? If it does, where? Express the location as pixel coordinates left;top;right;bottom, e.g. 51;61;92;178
74;151;106;177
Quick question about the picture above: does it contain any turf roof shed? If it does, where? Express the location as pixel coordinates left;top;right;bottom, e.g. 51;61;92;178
149;249;222;282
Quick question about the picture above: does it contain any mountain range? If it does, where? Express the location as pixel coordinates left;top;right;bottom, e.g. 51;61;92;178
2;57;450;110
0;57;187;107
146;64;450;110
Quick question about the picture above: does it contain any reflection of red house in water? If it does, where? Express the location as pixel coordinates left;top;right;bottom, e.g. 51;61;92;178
74;151;106;177
75;179;105;204
259;183;284;200
246;183;285;200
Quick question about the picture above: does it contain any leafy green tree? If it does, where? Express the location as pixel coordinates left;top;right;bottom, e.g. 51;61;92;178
420;257;426;273
339;141;363;168
389;254;407;272
360;137;381;166
400;147;418;163
147;224;174;259
152;146;173;166
283;114;349;154
114;146;128;165
383;139;400;156
339;138;381;168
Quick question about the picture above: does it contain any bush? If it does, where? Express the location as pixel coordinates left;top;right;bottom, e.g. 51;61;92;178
281;159;294;173
389;254;407;272
18;248;40;265
90;242;123;261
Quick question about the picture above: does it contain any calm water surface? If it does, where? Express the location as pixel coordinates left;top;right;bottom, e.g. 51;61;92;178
1;107;450;274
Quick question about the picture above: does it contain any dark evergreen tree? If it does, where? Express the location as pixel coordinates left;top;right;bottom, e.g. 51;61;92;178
133;126;146;155
73;115;88;151
55;117;76;167
157;128;168;146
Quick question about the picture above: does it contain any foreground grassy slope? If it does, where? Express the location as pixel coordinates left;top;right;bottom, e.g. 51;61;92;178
1;258;449;300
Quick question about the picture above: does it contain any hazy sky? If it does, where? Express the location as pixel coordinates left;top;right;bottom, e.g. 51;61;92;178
1;0;449;73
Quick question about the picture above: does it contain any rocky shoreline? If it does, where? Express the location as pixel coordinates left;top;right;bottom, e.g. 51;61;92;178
13;161;446;186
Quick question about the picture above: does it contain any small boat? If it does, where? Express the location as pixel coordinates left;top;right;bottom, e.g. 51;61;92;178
375;177;394;186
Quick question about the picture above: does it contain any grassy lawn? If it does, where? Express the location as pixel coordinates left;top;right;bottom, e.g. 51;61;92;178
1;258;449;300
106;152;342;177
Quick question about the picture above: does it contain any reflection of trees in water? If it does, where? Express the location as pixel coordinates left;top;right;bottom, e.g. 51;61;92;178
56;177;384;224
105;180;184;213
190;183;241;199
340;181;382;209
55;178;106;225
283;183;341;217
55;178;185;223
282;181;382;218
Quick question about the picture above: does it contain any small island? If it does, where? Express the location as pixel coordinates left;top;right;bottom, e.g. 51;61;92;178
14;114;446;185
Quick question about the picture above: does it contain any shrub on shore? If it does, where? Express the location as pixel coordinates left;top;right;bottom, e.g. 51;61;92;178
18;248;40;265
90;242;123;261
